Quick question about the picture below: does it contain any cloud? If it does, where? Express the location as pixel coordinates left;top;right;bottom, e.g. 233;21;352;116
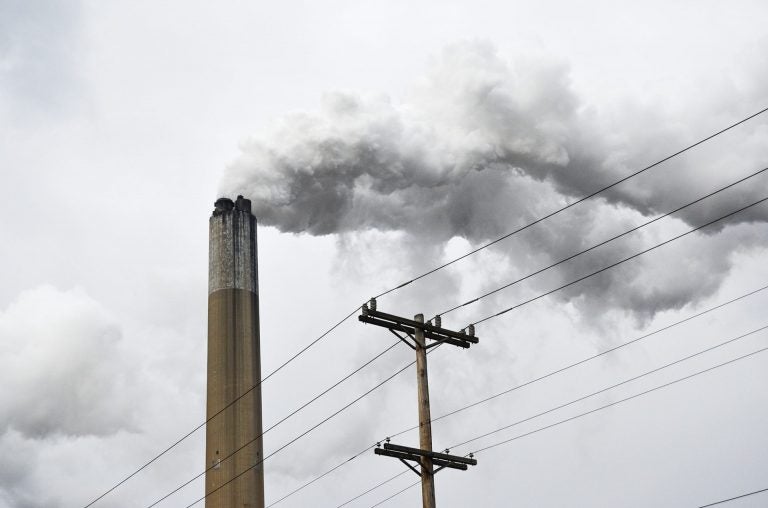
221;41;768;323
0;285;136;439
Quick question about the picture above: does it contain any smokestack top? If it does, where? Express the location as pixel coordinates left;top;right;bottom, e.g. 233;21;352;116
209;195;258;295
213;195;252;216
235;195;252;214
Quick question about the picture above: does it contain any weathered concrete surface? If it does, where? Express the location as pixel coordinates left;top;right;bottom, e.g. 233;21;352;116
209;196;258;295
206;196;264;508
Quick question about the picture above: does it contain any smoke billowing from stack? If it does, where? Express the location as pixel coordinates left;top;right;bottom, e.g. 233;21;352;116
221;42;768;323
206;195;264;507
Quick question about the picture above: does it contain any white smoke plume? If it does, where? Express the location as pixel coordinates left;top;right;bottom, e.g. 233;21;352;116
221;41;768;321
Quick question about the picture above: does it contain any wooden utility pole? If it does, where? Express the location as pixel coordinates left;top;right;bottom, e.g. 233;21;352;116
414;313;436;508
360;299;477;508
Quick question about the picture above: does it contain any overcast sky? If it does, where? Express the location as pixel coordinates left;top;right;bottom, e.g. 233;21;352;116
2;1;768;507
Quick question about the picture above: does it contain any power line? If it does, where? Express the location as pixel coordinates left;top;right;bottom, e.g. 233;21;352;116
82;106;768;505
266;282;768;506
260;177;768;507
150;343;445;506
369;478;420;508
246;156;768;507
266;442;378;507
374;106;768;300
698;487;768;507
366;342;768;507
339;471;406;508
82;305;362;508
472;195;768;325
390;283;768;440
436;165;768;317
169;345;446;507
146;342;400;507
337;471;409;508
256;162;768;507
338;323;768;505
451;324;768;450
155;357;417;508
471;344;768;455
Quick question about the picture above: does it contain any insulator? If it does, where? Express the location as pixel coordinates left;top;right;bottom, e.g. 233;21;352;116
434;315;441;328
469;452;474;458
369;297;377;311
468;324;475;337
385;436;390;443
376;442;381;448
361;304;369;316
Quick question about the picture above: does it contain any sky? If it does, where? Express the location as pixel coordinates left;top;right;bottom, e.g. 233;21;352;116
1;1;768;507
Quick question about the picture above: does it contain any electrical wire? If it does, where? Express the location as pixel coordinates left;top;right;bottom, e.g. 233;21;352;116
82;305;363;508
435;165;768;317
153;357;416;508
389;282;768;441
266;282;768;506
471;195;768;326
337;323;768;505
366;343;768;507
149;342;445;506
266;441;380;507
373;106;768;300
144;340;402;507
471;344;768;455
258;182;768;508
246;189;768;507
368;478;421;508
83;106;768;506
182;193;768;505
337;471;409;508
452;323;768;450
698;486;768;507
338;471;406;508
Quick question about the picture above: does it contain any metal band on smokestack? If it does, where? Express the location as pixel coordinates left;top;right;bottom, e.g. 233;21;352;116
206;195;265;507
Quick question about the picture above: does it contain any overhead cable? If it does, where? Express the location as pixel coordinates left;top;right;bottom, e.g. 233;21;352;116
365;343;768;507
83;106;768;506
471;344;768;455
338;323;768;505
151;358;417;508
698;486;768;507
82;304;362;508
437;165;768;317
374;106;768;299
472;195;768;325
269;282;768;506
453;324;768;450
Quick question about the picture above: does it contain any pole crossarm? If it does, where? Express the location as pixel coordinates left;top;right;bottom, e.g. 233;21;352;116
359;303;478;349
374;443;477;473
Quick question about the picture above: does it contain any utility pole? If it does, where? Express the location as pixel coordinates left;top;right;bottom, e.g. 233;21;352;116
414;313;436;507
360;299;478;508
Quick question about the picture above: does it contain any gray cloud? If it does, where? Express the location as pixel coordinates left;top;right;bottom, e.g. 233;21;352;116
0;286;137;439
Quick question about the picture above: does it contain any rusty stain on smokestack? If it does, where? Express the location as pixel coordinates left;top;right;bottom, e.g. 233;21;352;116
206;195;265;507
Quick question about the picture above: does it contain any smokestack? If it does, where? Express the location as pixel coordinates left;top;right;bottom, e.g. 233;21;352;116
206;195;265;507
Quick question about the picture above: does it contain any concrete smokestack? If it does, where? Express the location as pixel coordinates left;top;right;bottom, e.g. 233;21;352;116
206;195;265;507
